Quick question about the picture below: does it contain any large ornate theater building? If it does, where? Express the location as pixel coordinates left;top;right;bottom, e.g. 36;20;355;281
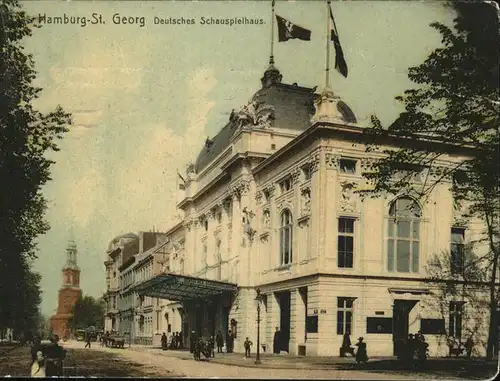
104;63;491;357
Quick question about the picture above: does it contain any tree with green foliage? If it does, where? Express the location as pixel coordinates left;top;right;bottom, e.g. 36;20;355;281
68;295;105;332
361;2;499;359
0;0;72;335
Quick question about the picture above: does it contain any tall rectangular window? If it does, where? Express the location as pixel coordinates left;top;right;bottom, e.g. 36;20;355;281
338;218;355;268
451;228;465;274
449;301;463;338
337;297;354;335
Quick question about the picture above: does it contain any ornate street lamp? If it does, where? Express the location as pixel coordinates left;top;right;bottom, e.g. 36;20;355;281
255;288;262;365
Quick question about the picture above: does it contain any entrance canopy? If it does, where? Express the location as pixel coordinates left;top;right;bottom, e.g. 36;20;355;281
131;273;238;301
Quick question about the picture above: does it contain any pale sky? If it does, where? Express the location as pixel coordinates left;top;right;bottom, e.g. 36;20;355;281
20;0;454;316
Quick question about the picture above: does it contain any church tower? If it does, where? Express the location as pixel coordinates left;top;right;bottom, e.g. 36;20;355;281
50;239;82;339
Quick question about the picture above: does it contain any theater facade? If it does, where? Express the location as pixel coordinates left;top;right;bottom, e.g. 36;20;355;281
105;64;491;357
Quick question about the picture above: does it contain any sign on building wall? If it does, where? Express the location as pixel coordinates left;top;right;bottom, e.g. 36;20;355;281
366;317;393;334
306;316;318;333
420;319;446;335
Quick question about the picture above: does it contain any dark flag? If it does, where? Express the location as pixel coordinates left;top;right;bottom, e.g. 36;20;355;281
177;170;186;190
275;15;311;42
329;4;348;78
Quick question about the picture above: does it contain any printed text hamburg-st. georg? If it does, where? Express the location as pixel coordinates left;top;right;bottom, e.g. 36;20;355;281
37;14;266;28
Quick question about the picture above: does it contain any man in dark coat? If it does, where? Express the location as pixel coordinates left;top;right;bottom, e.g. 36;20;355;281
215;330;224;353
45;335;66;376
161;332;168;350
226;330;235;353
189;331;196;353
273;327;281;354
30;337;43;362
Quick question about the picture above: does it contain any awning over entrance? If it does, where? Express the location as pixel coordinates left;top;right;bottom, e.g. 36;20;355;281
131;273;238;301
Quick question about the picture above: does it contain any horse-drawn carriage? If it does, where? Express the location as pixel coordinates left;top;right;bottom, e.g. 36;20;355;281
105;334;126;348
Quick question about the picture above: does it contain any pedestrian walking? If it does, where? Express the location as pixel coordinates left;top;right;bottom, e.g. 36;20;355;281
244;337;253;358
161;332;168;350
216;330;224;353
355;337;368;365
84;331;91;348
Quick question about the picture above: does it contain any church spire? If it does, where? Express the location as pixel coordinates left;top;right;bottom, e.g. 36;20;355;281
64;237;80;271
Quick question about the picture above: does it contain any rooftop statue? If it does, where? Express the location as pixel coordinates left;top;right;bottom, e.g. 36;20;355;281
233;99;276;130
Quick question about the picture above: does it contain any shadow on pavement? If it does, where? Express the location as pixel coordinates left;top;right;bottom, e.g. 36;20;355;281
335;358;498;380
0;344;177;378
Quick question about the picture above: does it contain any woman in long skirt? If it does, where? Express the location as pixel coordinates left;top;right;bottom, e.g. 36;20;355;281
355;337;369;364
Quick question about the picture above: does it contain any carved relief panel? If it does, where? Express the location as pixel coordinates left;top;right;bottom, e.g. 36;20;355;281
339;181;359;213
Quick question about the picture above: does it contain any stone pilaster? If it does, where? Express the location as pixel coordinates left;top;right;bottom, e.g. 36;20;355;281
318;283;337;355
324;149;340;268
266;292;280;347
311;148;326;270
304;283;320;355
289;288;306;354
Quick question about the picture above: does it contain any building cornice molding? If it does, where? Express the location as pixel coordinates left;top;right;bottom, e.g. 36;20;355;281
252;122;479;176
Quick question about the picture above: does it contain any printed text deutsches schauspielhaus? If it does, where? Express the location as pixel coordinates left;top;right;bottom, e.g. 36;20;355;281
37;14;265;28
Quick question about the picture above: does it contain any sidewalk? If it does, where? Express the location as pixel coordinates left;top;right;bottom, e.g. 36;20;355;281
124;344;393;370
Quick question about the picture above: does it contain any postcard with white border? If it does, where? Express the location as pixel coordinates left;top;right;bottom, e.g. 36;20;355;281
0;0;498;379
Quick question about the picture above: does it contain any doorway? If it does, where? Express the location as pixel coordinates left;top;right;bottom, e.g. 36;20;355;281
207;302;216;337
277;291;291;353
222;306;230;335
392;300;418;356
195;303;203;337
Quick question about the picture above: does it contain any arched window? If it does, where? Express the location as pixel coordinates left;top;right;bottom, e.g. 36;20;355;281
280;209;293;265
387;197;421;272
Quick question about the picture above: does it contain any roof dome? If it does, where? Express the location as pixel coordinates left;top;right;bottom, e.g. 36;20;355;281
192;67;356;174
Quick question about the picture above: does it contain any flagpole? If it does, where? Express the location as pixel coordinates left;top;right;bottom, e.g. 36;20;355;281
325;0;331;88
270;0;275;65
